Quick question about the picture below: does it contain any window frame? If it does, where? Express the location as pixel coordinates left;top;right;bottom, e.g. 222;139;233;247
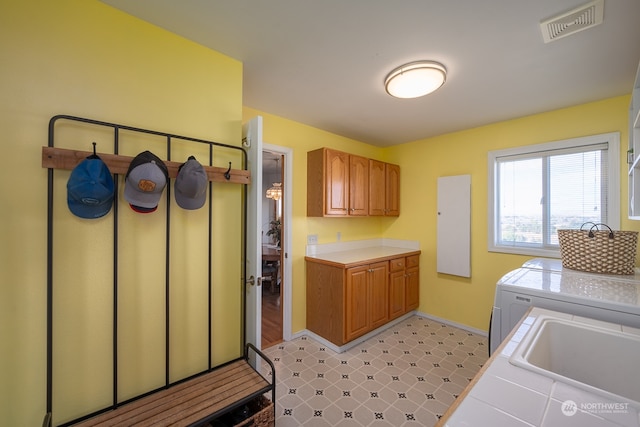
487;132;620;257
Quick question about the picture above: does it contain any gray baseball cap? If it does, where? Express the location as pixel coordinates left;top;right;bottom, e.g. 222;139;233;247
175;156;208;210
124;150;168;213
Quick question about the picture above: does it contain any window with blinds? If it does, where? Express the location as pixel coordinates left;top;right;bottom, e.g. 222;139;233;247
488;133;620;257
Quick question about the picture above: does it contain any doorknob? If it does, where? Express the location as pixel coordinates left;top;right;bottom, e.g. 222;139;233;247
246;276;264;287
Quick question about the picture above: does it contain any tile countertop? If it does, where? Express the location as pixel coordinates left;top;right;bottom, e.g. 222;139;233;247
304;238;420;267
437;307;640;427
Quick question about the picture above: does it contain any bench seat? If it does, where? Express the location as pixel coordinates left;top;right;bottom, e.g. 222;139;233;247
71;359;271;427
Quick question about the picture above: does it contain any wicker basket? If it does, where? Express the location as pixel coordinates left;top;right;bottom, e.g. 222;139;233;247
557;223;638;275
234;396;274;427
209;396;274;427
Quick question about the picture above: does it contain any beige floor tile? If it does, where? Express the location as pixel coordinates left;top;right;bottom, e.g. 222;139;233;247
263;315;487;427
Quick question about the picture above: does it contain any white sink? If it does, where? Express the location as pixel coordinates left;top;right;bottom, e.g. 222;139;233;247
509;315;640;405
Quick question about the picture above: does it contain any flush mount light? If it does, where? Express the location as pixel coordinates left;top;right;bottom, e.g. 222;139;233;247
384;61;447;99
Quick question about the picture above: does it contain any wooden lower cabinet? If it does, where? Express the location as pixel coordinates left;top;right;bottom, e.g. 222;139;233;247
405;255;420;311
389;255;420;321
306;253;419;346
344;262;389;342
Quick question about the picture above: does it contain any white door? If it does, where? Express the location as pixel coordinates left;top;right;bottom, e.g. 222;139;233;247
242;116;263;350
436;174;471;277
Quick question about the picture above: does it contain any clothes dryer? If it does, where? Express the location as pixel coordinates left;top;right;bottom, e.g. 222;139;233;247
489;258;640;355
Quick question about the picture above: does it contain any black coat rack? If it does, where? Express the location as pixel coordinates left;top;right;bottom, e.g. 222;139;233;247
42;115;262;426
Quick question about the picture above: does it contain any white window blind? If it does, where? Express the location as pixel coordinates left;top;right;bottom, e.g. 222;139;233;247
488;133;619;257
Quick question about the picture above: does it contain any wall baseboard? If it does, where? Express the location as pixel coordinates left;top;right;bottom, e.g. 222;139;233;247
415;311;488;337
278;311;487;353
294;312;416;353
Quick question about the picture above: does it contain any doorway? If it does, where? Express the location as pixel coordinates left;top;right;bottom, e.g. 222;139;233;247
261;150;284;348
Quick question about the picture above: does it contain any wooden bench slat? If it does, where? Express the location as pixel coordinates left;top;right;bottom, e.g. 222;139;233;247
170;383;269;427
125;369;266;426
73;360;270;427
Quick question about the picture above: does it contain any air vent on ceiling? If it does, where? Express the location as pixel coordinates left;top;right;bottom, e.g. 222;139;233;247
540;0;604;43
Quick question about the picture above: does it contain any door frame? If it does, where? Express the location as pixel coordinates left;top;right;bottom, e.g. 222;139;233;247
242;117;263;352
264;143;293;342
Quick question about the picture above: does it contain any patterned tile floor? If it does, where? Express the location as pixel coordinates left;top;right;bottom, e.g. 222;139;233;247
260;315;488;426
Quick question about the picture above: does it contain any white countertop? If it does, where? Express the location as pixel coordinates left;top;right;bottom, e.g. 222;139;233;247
305;238;420;265
497;262;640;313
441;307;640;427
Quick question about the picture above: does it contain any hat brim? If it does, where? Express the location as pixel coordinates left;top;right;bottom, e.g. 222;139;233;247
124;180;163;209
175;191;206;210
129;204;157;214
68;197;113;219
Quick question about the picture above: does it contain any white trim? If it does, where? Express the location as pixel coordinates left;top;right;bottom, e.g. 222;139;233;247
416;311;488;337
487;132;620;257
268;311;487;353
298;312;416;353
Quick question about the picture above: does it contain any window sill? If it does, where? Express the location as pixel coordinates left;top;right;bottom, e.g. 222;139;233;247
488;245;560;259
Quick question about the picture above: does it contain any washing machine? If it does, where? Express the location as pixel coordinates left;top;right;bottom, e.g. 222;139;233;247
489;258;640;355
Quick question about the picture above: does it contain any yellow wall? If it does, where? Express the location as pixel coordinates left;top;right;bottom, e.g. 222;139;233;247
246;95;638;337
384;95;639;331
1;1;243;425
243;107;397;332
2;0;637;425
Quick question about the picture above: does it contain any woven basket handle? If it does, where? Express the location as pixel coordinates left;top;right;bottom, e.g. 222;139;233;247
579;222;598;231
588;223;614;239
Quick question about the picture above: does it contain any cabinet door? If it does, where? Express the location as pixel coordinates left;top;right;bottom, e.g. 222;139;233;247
405;266;419;311
368;159;386;216
389;270;405;320
369;261;389;329
349;154;369;216
385;163;400;216
325;149;349;215
345;265;369;342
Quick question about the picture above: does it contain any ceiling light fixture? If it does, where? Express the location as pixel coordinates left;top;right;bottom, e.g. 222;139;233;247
266;182;282;200
384;61;447;99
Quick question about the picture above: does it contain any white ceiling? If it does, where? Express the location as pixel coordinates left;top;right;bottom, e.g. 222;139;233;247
100;0;640;147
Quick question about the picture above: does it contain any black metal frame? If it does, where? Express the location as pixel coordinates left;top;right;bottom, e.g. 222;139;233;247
43;115;270;426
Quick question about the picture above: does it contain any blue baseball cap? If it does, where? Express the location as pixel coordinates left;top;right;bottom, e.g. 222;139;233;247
67;155;115;219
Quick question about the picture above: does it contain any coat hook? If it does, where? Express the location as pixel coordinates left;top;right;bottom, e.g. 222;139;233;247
224;162;232;180
92;141;97;156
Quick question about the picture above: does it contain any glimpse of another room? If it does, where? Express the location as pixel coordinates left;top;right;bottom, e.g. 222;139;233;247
262;151;284;348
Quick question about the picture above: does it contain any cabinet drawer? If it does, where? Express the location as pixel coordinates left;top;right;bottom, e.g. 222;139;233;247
406;255;419;268
389;257;405;272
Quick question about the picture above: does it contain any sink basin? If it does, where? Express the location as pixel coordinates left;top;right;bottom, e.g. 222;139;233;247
510;315;640;405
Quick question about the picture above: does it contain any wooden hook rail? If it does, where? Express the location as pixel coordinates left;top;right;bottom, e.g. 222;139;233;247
43;115;263;426
42;146;251;185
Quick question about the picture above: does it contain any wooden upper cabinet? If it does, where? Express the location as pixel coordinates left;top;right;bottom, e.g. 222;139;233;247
307;148;370;217
385;163;400;216
349;154;369;216
369;160;386;216
368;159;400;216
308;147;399;217
326;149;349;215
